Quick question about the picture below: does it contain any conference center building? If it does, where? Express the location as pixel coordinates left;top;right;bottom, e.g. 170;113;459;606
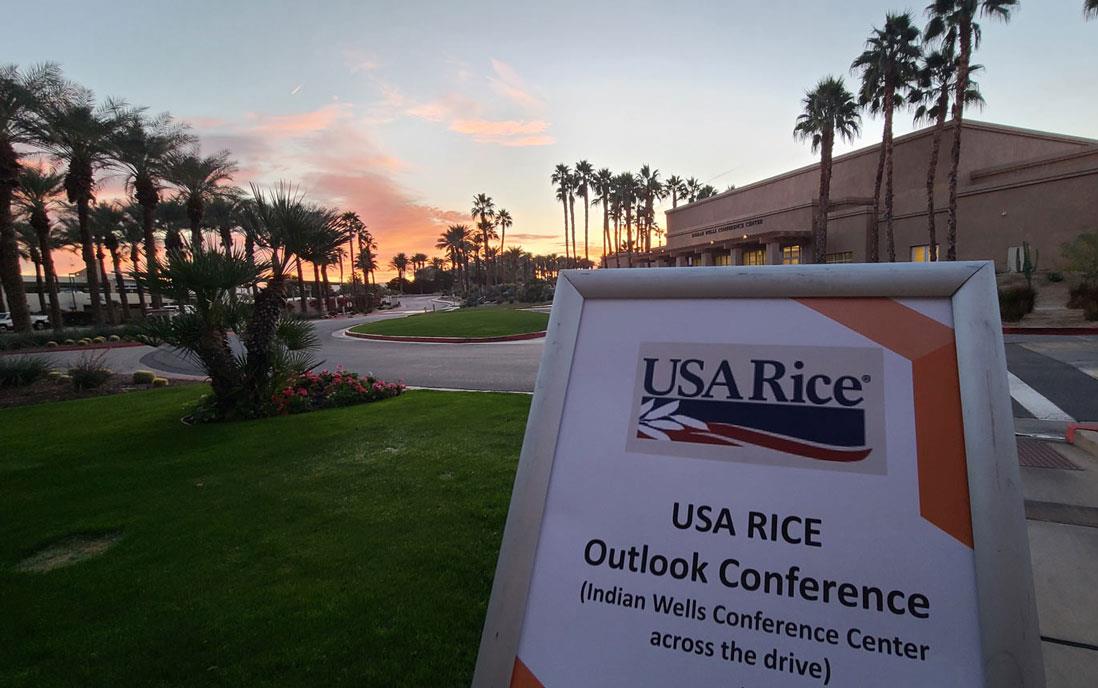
604;121;1098;270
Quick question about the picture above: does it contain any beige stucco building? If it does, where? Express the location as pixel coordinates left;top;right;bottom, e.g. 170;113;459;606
604;120;1098;270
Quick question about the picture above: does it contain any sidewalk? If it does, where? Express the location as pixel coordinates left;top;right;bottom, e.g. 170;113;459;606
1018;430;1098;687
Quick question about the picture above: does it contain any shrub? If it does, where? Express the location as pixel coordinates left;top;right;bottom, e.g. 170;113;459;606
0;356;52;388
132;370;156;384
1047;271;1064;283
151;377;169;388
63;339;75;345
107;334;120;342
69;352;112;390
46;340;58;347
999;285;1036;322
269;369;405;416
135;333;163;347
92;336;106;345
77;339;89;346
47;370;64;381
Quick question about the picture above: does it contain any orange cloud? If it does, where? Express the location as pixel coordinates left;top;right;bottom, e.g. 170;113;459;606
449;118;554;146
248;103;353;135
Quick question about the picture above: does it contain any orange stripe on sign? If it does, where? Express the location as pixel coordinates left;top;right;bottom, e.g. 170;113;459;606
511;657;546;688
796;298;974;548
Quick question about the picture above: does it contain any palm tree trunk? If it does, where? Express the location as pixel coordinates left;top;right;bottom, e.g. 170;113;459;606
96;241;117;325
295;257;307;314
322;264;334;313
582;190;590;262
867;135;885;263
31;210;64;329
883;81;897;263
602;203;610;266
926;89;949;263
560;199;569;261
0;280;6;312
241;277;286;410
568;195;577;266
246;232;258;299
110;248;130;321
947;18;973;262
625;209;634;268
614;216;622;268
131;245;148;315
77;199;104;325
311;262;323;315
32;259;46;313
816;130;834;263
0;143;31;332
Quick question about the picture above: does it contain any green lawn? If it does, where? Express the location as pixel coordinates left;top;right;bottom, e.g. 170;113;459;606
0;386;530;687
351;305;548;338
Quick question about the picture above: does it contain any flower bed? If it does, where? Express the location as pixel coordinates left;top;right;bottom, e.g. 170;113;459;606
271;369;405;415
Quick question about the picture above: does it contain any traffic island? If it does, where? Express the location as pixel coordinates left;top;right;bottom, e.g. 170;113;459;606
347;305;549;343
345;329;547;344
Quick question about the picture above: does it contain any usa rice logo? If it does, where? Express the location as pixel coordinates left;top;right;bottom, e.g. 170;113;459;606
627;343;887;473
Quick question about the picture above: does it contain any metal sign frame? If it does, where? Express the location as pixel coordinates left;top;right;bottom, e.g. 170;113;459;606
473;261;1043;687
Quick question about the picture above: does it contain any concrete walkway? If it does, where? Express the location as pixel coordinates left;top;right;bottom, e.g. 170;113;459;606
1021;435;1098;686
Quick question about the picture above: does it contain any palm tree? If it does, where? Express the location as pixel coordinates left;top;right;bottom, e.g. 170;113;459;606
14;223;46;313
664;175;686;209
437;224;471;292
852;12;922;262
683;177;702;204
925;0;1018;260
410;252;429;274
496;208;512;254
28;82;128;326
111;111;192;308
551;164;572;260
614;172;638;267
14;165;65;328
2;64;64;332
913;46;984;262
203;191;243;253
591;168;615;265
794;76;862;263
573;160;595;261
470;192;495;284
390;252;409;293
356;248;378;289
121;202;149;314
637;165;664;253
90;202;129;323
338;211;366;291
167;148;237;248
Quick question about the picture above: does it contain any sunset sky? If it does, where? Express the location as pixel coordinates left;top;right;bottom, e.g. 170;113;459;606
8;0;1097;281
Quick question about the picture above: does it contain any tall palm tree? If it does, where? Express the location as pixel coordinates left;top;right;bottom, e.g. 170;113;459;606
470;192;495;284
121;202;149;314
90;202;129;323
203;191;243;253
29;83;128;326
637;165;664;253
614;172;638;267
390;252;409;293
913;46;984;261
338;211;366;290
167;148;237;248
437;224;471;292
101;216;131;321
2;64;65;332
14;222;46;313
683;177;702;204
794;76;862;263
591;168;615;265
495;208;512;253
664;175;686;209
925;0;1018;260
111;111;192;309
356;248;378;290
852;12;922;262
551;164;572;260
14;165;65;328
573;160;595;261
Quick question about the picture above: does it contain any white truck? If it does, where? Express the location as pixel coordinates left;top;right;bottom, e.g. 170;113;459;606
0;311;51;331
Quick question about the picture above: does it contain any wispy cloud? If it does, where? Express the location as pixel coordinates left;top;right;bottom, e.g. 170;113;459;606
290;83;303;96
449;118;553;146
488;59;544;111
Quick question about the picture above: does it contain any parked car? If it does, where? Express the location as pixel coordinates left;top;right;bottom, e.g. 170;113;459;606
0;312;50;331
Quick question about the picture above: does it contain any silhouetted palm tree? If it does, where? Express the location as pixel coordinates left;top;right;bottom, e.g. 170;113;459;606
913;45;984;261
390;252;409;294
551;164;572;259
852;11;922;262
1;63;64;331
437;224;471;292
664;175;686;208
794;76;862;262
89;202;127;323
591;168;615;264
167;148;237;248
574;160;595;261
14;165;65;327
614;172;638;267
637;165;664;252
925;0;1018;260
112;111;192;308
14;222;46;314
31;83;129;325
470;192;495;284
495;208;512;253
121;202;150;313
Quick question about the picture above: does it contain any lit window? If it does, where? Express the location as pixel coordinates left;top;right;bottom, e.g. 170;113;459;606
825;251;854;264
743;248;765;266
782;245;802;265
713;253;731;266
910;244;940;262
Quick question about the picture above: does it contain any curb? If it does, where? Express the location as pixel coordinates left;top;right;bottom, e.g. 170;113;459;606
1002;327;1098;335
1072;430;1098;460
0;342;146;356
345;330;547;344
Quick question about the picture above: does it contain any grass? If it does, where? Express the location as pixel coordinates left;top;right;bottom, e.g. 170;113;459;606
350;305;548;338
0;386;530;687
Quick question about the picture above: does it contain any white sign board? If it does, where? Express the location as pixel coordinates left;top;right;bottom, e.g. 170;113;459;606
474;263;1043;688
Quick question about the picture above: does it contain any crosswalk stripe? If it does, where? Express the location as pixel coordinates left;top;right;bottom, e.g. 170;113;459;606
1007;372;1075;422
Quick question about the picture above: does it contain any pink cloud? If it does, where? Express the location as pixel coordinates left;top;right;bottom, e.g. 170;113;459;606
448;118;554;146
248;103;353;135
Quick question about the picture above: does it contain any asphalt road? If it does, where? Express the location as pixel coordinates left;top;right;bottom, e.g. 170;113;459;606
22;297;1098;420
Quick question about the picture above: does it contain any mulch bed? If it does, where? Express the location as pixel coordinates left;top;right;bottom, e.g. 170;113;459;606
0;375;199;409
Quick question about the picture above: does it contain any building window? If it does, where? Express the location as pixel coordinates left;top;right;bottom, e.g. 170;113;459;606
685;255;695;267
743;248;765;266
825;251;854;264
782;245;802;265
910;244;940;262
713;253;731;266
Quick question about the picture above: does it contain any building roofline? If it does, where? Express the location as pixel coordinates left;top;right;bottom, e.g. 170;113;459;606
666;120;1098;216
